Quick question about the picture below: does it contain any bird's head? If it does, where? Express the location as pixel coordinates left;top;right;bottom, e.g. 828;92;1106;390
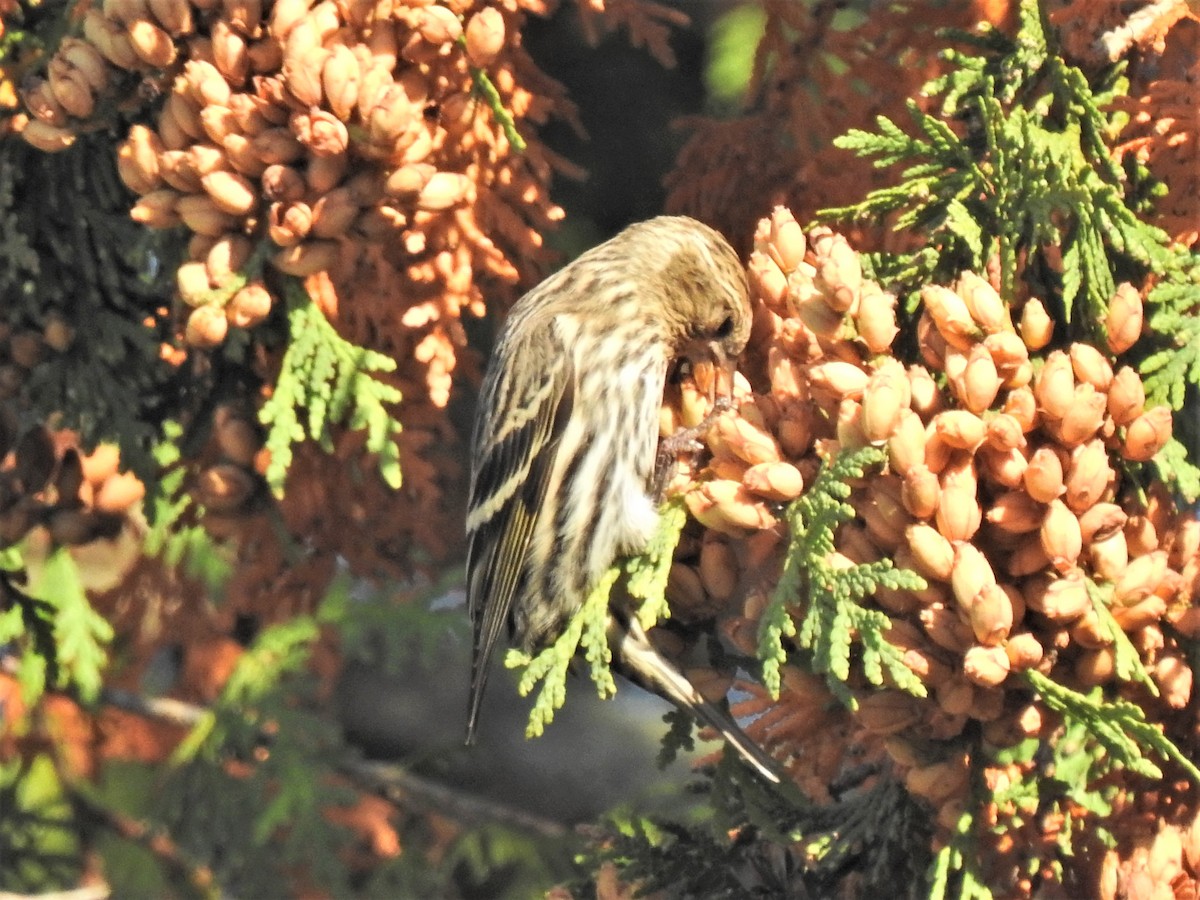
653;217;752;400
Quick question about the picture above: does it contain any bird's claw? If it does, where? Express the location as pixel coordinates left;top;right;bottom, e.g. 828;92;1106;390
652;397;737;502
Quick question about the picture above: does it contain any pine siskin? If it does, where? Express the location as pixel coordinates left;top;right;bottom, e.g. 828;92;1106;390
465;215;781;782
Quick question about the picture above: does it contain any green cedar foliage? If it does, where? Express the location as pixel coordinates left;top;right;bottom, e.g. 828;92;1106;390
758;445;927;705
594;764;931;899
929;807;996;900
0;545;111;706
142;420;234;594
0;135;179;486
1140;263;1200;500
259;279;404;496
824;0;1173;331
157;613;359;897
505;501;688;738
0;754;82;894
1025;671;1200;784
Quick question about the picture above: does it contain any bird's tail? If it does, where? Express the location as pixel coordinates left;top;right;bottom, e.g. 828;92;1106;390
610;614;783;784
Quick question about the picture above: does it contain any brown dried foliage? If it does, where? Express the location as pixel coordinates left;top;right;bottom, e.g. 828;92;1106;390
665;1;1014;251
667;0;1198;249
1048;0;1200;246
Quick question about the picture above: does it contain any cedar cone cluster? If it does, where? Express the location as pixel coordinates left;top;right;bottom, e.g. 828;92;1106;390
0;426;144;550
0;317;72;403
0;6;581;840
13;0;577;584
17;0;565;398
661;207;1199;896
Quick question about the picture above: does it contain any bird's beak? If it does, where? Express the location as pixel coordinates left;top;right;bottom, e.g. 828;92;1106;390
706;342;736;408
684;338;738;410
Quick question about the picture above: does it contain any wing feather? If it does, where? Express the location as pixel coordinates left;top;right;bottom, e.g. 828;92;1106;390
465;322;574;740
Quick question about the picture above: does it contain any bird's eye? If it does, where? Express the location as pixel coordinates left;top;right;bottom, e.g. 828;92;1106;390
713;315;735;339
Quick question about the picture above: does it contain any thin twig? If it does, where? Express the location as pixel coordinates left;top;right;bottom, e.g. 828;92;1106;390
0;656;205;730
1095;0;1185;62
0;888;111;900
97;686;207;729
339;757;570;840
64;784;222;900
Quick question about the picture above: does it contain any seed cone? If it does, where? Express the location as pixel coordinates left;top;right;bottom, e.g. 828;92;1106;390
659;212;1196;886
1106;283;1143;354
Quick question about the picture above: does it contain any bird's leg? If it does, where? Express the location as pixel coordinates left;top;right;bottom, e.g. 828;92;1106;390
653;394;735;503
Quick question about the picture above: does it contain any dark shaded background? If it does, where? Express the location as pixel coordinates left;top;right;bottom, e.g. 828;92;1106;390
524;2;717;252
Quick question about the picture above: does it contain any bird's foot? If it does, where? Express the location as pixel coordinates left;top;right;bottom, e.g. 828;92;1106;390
653;395;736;502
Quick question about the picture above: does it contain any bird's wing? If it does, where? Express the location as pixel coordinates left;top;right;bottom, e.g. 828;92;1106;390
465;320;574;739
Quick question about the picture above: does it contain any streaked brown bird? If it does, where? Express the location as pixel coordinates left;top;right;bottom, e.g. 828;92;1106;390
464;215;780;782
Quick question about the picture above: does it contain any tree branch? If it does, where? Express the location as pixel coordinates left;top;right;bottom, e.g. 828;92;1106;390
63;784;222;900
339;757;569;840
